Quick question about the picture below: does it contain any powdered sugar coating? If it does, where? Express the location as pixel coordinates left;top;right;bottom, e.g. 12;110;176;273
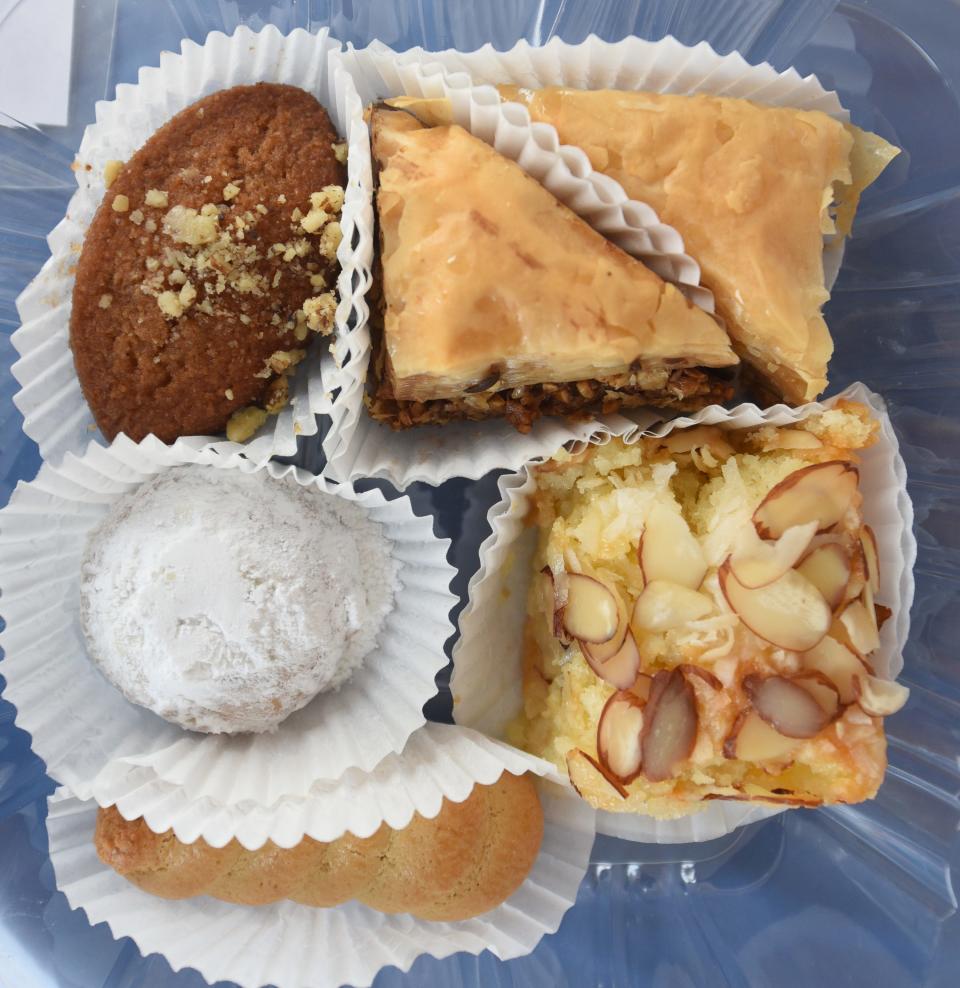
80;467;398;734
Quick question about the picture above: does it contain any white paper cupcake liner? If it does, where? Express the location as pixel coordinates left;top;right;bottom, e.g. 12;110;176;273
0;435;457;808
322;35;849;489
450;382;915;843
47;733;595;988
11;25;372;467
91;722;561;850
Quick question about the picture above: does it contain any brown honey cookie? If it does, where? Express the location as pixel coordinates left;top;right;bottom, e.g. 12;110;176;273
70;82;347;444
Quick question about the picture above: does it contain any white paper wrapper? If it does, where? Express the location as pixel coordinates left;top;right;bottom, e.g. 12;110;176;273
450;382;915;843
47;732;595;988
11;25;372;467
323;35;849;489
92;722;562;850
0;435;456;808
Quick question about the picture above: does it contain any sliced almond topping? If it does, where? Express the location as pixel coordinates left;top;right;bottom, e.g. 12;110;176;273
630;673;654;702
562;573;621;644
640;669;698;782
565;748;628;802
792;671;841;719
719;563;831;652
761;429;823;451
581;629;640;691
639;502;707;590
860;525;881;595
839;598;880;655
631;580;713;632
743;674;829;739
802;636;873;705
597;692;645;783
796;543;851;612
660;425;734;459
853;674;909;717
753;461;859;540
728;520;817;589
724;710;801;762
679;664;723;690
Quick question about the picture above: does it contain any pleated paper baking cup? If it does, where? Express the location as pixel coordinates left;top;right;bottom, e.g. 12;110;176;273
11;25;371;467
0;435;456;807
451;382;915;843
321;35;848;488
91;722;561;850
47;765;595;988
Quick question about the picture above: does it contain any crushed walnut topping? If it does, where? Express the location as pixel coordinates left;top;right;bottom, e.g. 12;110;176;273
112;194;130;213
104;160;123;189
145;189;169;208
129;209;144;226
302;292;336;334
223;182;241;201
332;141;347;164
226;406;268;443
98;294;113;309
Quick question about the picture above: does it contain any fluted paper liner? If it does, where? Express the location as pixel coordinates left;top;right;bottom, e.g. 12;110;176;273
47;728;595;988
93;722;562;850
451;382;915;843
0;435;456;807
324;35;848;488
11;25;372;467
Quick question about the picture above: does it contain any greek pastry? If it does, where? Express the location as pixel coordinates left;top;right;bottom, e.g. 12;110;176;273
498;88;899;404
366;106;738;433
70;83;346;444
511;402;907;816
79;466;398;734
94;771;544;921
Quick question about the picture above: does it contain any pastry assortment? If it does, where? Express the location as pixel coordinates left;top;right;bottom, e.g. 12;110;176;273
70;83;346;444
3;30;916;985
511;403;906;816
94;770;543;921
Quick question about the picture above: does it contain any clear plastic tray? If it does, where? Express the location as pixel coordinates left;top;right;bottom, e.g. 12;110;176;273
1;1;959;986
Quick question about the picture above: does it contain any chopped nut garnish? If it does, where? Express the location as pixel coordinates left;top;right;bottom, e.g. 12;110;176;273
163;204;219;246
239;313;251;325
144;218;157;233
277;193;287;204
255;203;268;215
332;141;348;164
225;388;234;401
264;375;289;413
112;194;130;213
318;221;342;260
129;209;144;225
223;182;241;201
311;186;344;213
226;406;268;443
291;207;303;222
104;160;123;188
202;174;213;184
309;272;326;288
302;292;336;334
98;294;113;309
145;189;169;208
267;349;306;374
179;281;197;308
167;269;187;286
145;257;159;272
272;270;282;289
157;290;184;318
300;207;327;233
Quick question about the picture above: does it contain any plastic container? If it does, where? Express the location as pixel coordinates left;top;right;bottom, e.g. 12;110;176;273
1;2;959;987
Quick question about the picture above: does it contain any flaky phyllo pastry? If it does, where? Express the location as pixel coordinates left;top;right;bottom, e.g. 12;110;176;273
366;106;738;432
510;403;908;817
498;88;899;404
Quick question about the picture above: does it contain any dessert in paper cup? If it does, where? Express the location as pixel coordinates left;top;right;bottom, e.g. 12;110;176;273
46;723;595;988
0;435;456;808
321;37;897;488
11;25;372;467
451;383;915;843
